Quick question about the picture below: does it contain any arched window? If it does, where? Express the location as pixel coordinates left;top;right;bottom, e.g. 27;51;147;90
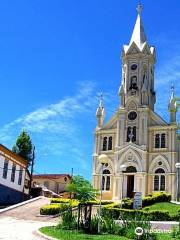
127;126;136;142
130;76;138;90
103;137;107;151
108;137;112;150
102;169;111;191
125;166;137;173
154;168;165;191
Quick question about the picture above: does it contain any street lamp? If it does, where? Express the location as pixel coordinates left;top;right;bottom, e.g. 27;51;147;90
175;163;180;202
98;154;108;234
120;164;127;208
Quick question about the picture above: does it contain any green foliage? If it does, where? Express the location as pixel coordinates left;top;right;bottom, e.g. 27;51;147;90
172;222;180;239
86;200;114;205
142;192;171;207
40;203;70;215
50;198;79;205
101;207;172;221
122;198;133;209
12;130;33;163
40;227;131;240
143;202;180;217
89;215;99;234
40;200;79;215
66;175;98;203
57;208;77;230
102;217;124;235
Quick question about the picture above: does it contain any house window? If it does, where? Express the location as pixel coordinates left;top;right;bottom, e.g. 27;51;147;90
3;160;9;179
154;168;165;191
18;167;23;185
155;134;166;148
101;169;111;191
102;136;113;151
11;164;16;182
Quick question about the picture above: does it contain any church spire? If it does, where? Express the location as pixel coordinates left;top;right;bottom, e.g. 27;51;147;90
96;93;105;128
168;85;177;123
129;3;147;49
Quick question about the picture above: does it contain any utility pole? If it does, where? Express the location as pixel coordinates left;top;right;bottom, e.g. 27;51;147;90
29;146;35;199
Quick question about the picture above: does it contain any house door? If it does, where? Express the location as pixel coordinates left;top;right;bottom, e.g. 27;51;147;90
127;175;134;198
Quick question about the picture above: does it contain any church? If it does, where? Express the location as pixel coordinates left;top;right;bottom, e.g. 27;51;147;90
92;4;180;201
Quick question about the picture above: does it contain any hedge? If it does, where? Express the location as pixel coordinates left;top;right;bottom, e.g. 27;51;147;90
142;192;171;207
40;202;79;215
101;207;173;221
50;198;79;205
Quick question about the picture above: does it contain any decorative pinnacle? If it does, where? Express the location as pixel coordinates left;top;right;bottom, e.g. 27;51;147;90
137;2;143;15
171;83;175;94
98;92;103;107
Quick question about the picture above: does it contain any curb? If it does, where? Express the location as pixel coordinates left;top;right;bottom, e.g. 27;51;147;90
36;230;57;240
0;196;43;214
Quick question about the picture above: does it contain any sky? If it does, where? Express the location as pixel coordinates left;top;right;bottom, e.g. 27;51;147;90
0;0;179;180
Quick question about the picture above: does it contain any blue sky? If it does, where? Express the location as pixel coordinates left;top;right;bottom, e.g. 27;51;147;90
0;0;179;179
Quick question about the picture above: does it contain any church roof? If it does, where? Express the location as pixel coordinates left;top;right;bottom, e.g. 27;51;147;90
123;4;155;54
129;4;147;49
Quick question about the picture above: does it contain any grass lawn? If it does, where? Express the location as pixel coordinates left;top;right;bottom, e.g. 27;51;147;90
143;202;180;216
40;226;171;240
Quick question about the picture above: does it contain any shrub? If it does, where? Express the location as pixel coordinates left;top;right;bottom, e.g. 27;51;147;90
90;215;99;234
102;217;124;235
50;198;79;205
122;198;133;209
101;207;172;221
57;208;77;230
86;200;114;205
40;203;74;215
142;192;171;207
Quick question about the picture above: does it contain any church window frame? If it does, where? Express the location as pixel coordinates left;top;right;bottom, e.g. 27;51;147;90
130;76;138;90
154;133;166;149
101;169;111;191
127;126;136;143
153;168;165;191
102;136;113;151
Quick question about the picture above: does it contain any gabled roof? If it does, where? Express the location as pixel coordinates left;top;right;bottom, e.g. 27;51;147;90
0;144;28;167
33;174;71;179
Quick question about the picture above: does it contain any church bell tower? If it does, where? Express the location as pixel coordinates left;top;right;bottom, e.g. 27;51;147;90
119;4;156;110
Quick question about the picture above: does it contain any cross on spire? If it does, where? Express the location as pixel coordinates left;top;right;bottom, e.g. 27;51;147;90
137;2;143;15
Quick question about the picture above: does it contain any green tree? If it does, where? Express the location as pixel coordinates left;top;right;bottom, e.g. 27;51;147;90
66;175;97;203
12;130;33;164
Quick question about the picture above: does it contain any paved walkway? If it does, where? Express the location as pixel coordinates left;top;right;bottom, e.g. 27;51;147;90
0;217;54;240
0;197;58;240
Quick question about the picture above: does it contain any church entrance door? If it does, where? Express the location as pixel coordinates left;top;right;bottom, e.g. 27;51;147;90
127;175;134;198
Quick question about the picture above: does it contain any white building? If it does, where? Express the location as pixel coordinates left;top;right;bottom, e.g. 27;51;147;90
0;144;30;205
93;4;180;200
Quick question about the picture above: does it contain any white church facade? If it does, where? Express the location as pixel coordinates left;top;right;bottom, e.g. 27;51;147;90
92;5;180;201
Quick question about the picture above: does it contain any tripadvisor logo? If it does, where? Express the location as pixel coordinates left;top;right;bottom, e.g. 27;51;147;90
135;227;144;236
